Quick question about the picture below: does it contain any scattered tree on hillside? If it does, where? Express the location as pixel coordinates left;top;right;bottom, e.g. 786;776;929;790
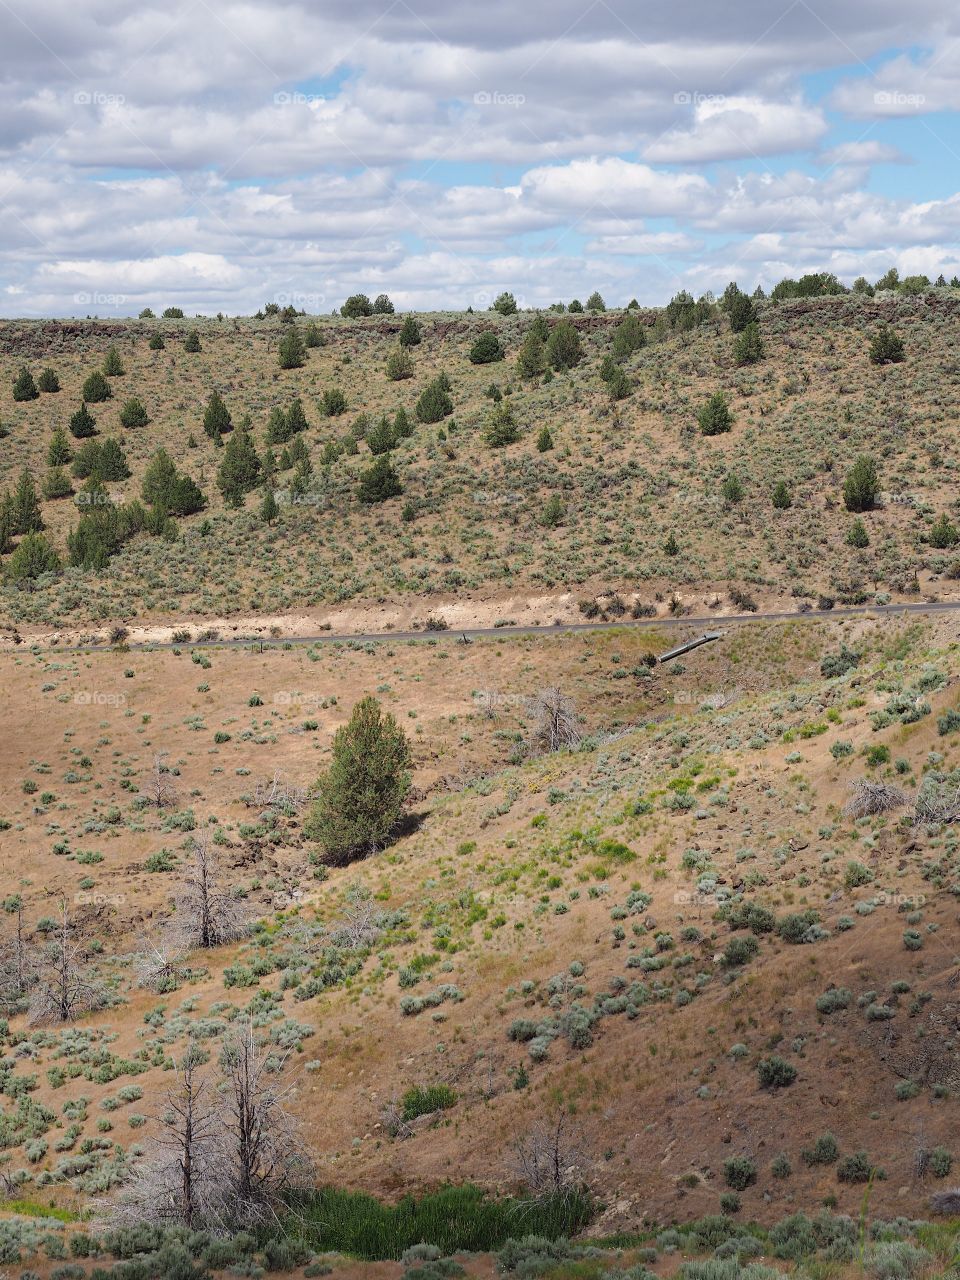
217;425;262;506
278;327;305;369
37;367;60;393
469;331;504;364
358;454;402;503
399;315;422;346
492;291;517;315
12;366;38;401
869;325;905;365
305;695;412;864
102;346;125;376
843;455;880;512
82;370;112;402
341;293;373;318
698;390;732;435
203;390;232;440
585;291;606;312
372;293;395;314
6;533;61;582
546;320;582;371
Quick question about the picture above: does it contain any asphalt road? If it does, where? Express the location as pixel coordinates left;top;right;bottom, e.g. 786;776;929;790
17;596;960;656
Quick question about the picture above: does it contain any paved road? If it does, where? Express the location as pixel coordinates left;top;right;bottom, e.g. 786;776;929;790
16;596;960;656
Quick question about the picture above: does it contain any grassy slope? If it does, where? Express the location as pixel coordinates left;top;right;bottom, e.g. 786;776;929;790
0;291;959;629
0;613;958;1237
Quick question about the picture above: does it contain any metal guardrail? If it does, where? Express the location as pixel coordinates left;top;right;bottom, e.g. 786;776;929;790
657;631;724;663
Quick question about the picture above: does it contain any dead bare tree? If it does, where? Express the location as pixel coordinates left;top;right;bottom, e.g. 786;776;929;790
528;688;581;755
106;1046;228;1231
219;1021;311;1225
168;831;250;952
0;894;31;1014
135;937;187;993
251;770;308;812
511;1112;585;1197
144;752;178;810
844;778;910;819
28;903;108;1025
331;887;382;949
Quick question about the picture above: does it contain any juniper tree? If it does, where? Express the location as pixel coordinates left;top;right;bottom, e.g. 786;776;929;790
469;331;504;364
516;330;547;378
305;695;412;864
184;331;201;351
357;454;402;503
12;366;38;401
869;325;905;365
6;533;61;581
217;426;261;506
82;370;112;402
278;327;305;369
120;397;149;428
69;403;97;438
37;367;60;393
203;390;232;440
733;321;764;365
385;347;414;380
372;293;394;314
149;333;166;351
399;314;422;346
492;291;517;315
304;321;323;348
843;455;880;512
48;429;71;468
416;378;453;423
698;390;732;435
13;467;42;533
341;293;373;318
585;290;606;312
484;401;520;447
102;345;125;376
546;320;582;371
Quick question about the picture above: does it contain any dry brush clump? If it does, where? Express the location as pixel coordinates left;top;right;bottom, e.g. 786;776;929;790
843;778;910;819
27;904;109;1025
528;688;581;754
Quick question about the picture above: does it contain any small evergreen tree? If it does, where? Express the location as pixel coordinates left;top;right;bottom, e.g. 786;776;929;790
847;518;869;548
184;331;201;352
203;391;232;440
47;428;72;466
399;315;422;347
68;404;97;439
149;333;166;351
304;321;323;348
163;307;185;318
516;330;547;378
663;532;680;555
304;695;412;864
82;370;112;402
536;426;554;452
12;367;39;401
278;328;305;369
43;467;73;500
341;294;373;318
142;449;205;515
607;365;631;400
469;331;504;364
366;416;398;455
733;321;764;365
322;387;347;416
37;368;60;393
139;307;155;318
6;532;60;581
492;291;517;316
868;326;904;365
843;455;880;512
415;379;453;423
585;290;606;312
930;513;960;549
372;293;395;314
546;320;582;371
102;346;125;376
484;402;520;447
611;313;645;358
385;347;414;380
722;473;744;504
13;468;43;533
394;407;413;438
772;480;792;509
358;455;402;503
698;391;732;435
216;426;262;507
120;398;149;428
541;493;564;527
259;487;279;525
728;290;756;333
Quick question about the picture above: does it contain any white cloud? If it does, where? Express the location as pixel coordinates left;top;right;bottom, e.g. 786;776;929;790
644;96;828;163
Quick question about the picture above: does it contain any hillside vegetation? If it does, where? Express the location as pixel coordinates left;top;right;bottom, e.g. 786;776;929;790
1;286;959;631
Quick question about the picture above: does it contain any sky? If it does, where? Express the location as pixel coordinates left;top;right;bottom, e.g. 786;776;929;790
1;0;960;315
